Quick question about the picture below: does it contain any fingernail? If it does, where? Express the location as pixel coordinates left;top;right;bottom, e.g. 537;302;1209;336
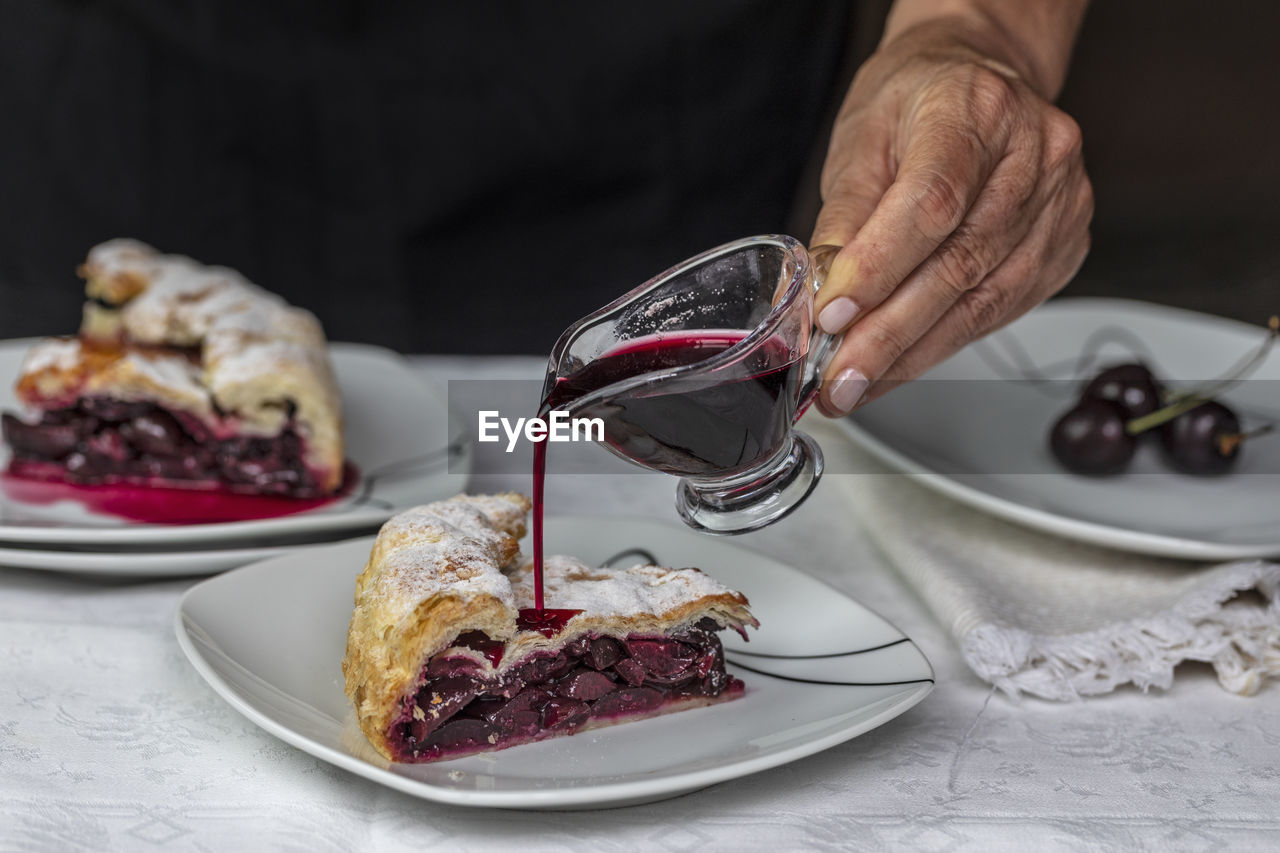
818;297;859;335
828;368;869;414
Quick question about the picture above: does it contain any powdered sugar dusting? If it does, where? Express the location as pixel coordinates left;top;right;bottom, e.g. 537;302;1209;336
361;494;751;661
508;554;742;621
204;329;327;392
51;241;344;477
16;338;206;411
84;238;155;283
99;247;291;349
81;241;327;379
21;339;84;375
380;536;517;612
366;495;532;613
206;340;303;390
117;350;206;397
384;494;529;543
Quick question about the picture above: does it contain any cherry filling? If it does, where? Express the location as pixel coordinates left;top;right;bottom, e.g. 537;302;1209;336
2;396;326;498
389;618;742;762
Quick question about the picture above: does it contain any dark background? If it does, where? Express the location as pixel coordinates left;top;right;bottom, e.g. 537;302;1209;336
1054;2;1280;323
0;1;1276;353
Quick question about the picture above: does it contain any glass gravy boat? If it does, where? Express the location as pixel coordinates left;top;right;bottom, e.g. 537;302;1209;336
541;235;840;534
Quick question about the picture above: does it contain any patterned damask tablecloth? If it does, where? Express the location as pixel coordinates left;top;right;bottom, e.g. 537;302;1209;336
1;356;1278;852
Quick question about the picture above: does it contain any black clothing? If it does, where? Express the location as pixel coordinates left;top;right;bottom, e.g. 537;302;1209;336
0;1;849;352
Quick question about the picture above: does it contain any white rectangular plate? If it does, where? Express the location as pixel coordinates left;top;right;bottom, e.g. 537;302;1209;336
176;516;933;809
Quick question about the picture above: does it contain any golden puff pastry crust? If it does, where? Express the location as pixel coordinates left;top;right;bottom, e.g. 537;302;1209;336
8;240;343;494
342;493;757;762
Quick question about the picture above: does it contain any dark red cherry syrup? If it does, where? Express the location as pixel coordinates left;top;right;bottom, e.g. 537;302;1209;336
529;330;802;609
543;330;801;478
531;437;550;610
0;462;357;524
517;608;582;638
453;631;507;667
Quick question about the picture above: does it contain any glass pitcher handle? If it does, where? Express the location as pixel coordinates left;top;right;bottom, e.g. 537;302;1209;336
796;243;845;418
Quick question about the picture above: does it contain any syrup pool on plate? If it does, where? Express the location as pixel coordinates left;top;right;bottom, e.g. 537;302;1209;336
0;462;357;525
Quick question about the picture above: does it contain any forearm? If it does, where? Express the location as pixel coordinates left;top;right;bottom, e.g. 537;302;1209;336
881;0;1089;98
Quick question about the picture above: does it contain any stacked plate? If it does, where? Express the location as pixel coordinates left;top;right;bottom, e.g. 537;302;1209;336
0;341;472;576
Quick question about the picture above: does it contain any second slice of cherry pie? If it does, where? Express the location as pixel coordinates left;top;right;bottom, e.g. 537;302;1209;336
342;493;757;763
2;239;343;497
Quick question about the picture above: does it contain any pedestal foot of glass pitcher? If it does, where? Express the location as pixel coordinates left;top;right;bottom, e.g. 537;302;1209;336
675;432;824;535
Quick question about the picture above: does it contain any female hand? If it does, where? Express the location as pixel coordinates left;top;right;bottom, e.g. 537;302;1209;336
811;11;1093;416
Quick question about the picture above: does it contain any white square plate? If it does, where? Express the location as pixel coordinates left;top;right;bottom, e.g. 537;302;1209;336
176;516;933;809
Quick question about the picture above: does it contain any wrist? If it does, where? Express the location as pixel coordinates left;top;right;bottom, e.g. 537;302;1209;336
880;1;1086;99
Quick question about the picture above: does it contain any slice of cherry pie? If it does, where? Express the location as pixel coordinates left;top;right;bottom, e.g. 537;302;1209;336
2;239;343;497
342;493;757;763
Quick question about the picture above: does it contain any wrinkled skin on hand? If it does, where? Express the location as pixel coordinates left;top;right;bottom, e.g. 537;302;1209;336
811;20;1094;415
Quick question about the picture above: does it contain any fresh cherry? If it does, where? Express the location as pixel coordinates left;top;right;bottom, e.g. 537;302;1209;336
1047;317;1277;478
1082;362;1163;420
1049;398;1137;475
1159;400;1242;476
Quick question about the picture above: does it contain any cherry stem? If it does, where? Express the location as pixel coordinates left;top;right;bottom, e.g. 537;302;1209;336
1126;315;1278;436
1218;423;1276;456
1125;394;1211;435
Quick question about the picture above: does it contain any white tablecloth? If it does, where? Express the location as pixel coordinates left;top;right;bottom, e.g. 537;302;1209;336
2;356;1277;851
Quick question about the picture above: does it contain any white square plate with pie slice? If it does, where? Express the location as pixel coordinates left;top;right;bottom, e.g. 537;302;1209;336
175;516;933;809
0;340;472;549
840;298;1280;560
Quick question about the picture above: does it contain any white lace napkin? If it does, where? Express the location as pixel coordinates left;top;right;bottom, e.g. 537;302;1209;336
811;420;1280;700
